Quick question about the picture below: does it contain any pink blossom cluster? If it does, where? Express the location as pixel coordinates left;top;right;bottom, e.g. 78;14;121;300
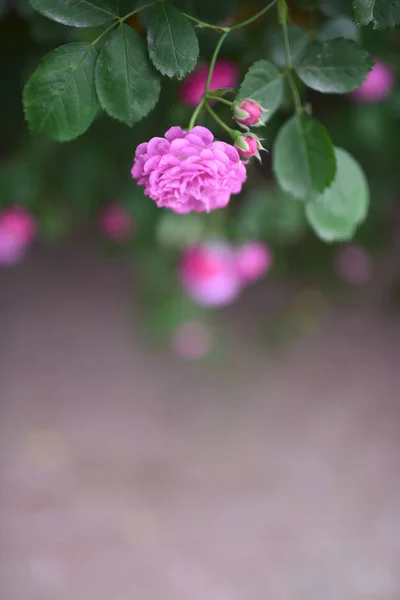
0;206;36;266
179;240;272;307
131;126;247;214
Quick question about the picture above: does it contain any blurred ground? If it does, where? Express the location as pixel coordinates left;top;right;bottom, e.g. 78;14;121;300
1;239;400;600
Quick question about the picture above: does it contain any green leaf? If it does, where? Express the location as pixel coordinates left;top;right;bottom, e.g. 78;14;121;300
237;186;307;246
373;0;400;28
273;115;336;200
23;42;98;142
305;147;369;242
147;2;199;79
296;38;373;94
236;60;283;119
28;0;122;27
317;17;359;41
353;0;375;25
266;26;309;68
95;24;160;126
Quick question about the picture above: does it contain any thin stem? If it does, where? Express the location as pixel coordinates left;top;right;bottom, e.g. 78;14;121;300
281;9;292;66
207;95;232;106
188;99;205;130
121;0;159;22
279;0;303;115
181;12;228;31
205;103;236;137
228;0;278;31
204;31;230;96
182;0;277;32
90;20;119;46
89;1;158;49
188;30;229;129
287;71;303;114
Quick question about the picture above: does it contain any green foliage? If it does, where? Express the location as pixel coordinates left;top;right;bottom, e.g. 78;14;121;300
96;24;160;125
236;186;307;245
373;0;400;29
4;0;400;346
236;60;283;119
273;115;337;200
29;0;118;27
353;0;375;26
296;38;373;93
353;0;400;28
266;26;309;68
23;42;98;141
147;2;199;79
306;148;369;241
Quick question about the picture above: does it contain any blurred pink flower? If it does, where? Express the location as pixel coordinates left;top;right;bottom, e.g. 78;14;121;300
172;320;214;360
131;126;247;214
235;242;272;284
179;242;241;307
179;60;239;108
350;60;394;103
0;206;36;266
100;203;132;241
335;245;373;285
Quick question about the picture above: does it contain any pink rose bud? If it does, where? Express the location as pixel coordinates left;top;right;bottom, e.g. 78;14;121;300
99;203;132;241
179;60;239;108
335;245;373;285
179;242;242;307
234;99;264;127
350;60;394;103
234;134;261;158
172;320;214;360
0;206;36;265
235;242;272;284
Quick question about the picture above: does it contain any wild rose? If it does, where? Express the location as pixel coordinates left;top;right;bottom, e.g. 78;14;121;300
179;60;239;108
350;60;394;103
0;206;36;266
172;320;214;360
335;245;373;285
234;133;263;159
131;126;247;214
235;242;272;284
100;203;132;241
179;242;241;307
234;99;264;127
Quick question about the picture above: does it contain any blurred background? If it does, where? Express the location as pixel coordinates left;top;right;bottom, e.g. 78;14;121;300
1;0;400;598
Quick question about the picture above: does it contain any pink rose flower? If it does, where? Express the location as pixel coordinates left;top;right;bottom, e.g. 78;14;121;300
99;203;132;241
0;206;36;266
335;245;373;285
131;126;247;214
350;60;394;103
179;242;242;307
235;242;272;284
172;320;214;360
179;60;239;108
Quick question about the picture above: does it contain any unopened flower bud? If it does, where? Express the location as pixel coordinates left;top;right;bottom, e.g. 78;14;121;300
234;133;262;158
234;99;265;127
